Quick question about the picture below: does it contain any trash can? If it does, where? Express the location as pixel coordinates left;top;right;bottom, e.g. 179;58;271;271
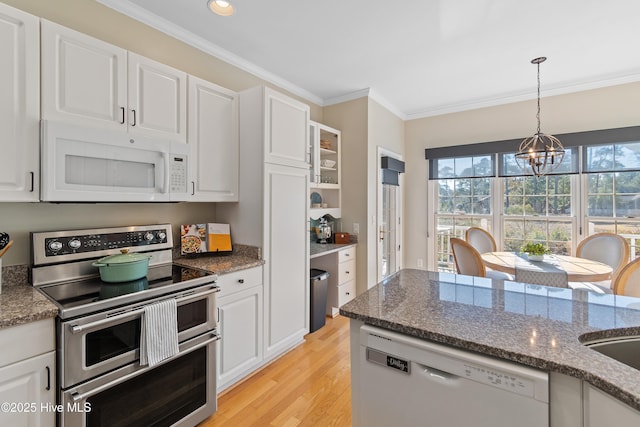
310;268;330;333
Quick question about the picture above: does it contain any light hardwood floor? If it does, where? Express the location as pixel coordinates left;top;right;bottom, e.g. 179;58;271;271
200;315;352;427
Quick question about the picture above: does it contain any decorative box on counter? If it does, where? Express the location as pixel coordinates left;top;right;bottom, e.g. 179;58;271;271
181;223;232;255
334;232;350;244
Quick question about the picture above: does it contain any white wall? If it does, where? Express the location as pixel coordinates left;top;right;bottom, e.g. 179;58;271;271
403;81;640;271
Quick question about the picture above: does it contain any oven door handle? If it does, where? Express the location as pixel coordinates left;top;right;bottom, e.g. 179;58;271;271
70;285;219;334
70;309;143;334
70;332;220;402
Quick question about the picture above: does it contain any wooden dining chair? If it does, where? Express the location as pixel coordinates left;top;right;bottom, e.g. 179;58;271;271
465;227;497;254
612;257;640;297
515;267;568;288
451;238;486;277
450;238;512;280
576;233;630;285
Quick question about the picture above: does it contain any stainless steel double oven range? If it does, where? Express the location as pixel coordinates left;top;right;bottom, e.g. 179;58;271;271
31;224;220;427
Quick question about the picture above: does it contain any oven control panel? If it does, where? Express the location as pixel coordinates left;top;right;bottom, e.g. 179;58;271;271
32;224;174;265
44;229;168;257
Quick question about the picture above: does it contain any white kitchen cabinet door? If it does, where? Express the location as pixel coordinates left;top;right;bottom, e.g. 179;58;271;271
0;3;39;201
41;20;127;130
128;53;187;142
263;163;310;361
584;383;640;426
187;75;239;201
0;351;55;427
217;285;263;391
264;87;310;168
41;21;187;142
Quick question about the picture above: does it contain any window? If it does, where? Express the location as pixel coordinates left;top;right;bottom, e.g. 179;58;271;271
426;127;640;272
503;175;574;255
584;142;640;258
433;156;494;271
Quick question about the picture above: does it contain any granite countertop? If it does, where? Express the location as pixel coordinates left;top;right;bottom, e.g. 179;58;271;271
340;269;640;411
173;253;264;274
0;265;58;328
310;242;357;259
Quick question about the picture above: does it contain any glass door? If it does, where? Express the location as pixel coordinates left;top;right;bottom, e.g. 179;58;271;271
380;184;399;279
377;149;403;282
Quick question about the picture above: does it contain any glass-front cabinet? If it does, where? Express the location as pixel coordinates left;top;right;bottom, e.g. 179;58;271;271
309;121;341;219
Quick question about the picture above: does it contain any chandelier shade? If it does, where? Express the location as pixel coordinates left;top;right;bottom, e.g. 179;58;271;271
515;57;565;176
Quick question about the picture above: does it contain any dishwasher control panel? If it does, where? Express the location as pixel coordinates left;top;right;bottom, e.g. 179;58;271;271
462;363;535;396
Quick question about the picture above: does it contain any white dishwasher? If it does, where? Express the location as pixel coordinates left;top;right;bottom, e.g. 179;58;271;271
357;324;549;427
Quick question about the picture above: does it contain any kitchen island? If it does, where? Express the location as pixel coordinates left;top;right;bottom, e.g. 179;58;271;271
340;269;640;426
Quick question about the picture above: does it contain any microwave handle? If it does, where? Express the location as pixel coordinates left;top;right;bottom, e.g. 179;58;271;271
163;152;170;194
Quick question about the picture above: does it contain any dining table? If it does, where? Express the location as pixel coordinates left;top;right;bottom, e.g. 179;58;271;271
480;251;613;282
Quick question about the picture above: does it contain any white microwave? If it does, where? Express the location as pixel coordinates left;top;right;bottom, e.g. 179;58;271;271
41;120;190;202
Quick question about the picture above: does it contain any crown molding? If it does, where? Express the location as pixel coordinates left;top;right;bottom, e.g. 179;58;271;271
324;88;406;120
97;0;323;105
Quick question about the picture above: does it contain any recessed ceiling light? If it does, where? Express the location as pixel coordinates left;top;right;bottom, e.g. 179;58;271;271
207;0;234;16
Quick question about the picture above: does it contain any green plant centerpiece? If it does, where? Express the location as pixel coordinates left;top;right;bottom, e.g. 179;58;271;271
520;242;550;261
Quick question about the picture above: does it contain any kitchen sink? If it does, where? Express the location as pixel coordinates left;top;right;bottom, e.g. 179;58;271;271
584;336;640;370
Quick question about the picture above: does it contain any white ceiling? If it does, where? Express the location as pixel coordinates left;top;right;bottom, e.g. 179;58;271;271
98;0;640;120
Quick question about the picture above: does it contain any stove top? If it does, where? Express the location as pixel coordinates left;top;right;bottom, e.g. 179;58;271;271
39;264;215;319
31;224;218;319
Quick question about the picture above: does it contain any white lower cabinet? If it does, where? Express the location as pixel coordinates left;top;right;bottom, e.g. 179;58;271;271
0;319;55;427
216;267;263;392
583;383;640;426
311;245;357;317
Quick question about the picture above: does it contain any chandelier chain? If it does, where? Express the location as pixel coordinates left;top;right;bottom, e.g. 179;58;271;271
536;60;541;134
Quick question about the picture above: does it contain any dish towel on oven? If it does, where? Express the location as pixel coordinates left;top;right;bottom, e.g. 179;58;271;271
140;299;179;367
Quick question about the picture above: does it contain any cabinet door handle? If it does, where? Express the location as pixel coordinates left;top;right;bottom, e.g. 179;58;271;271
120;107;126;124
191;181;195;196
345;271;350;274
131;109;137;126
29;171;35;192
45;366;51;391
238;279;244;284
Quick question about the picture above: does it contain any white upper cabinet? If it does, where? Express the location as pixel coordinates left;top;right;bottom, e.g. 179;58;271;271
0;3;40;202
263;87;310;168
127;53;187;142
41;20;126;130
309;121;342;219
187;75;239;201
41;20;187;143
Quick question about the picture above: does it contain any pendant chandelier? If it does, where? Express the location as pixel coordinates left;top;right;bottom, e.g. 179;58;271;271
515;57;565;176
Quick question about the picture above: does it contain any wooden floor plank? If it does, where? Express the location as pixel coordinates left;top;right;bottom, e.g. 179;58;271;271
199;315;351;427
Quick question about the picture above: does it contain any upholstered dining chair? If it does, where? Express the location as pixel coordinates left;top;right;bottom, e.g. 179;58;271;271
450;238;512;280
465;227;497;254
612;257;640;297
515;267;568;288
575;233;630;289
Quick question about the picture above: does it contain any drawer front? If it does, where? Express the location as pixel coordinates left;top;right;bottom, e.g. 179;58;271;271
338;246;356;263
337;279;356;307
338;259;356;284
217;266;263;298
